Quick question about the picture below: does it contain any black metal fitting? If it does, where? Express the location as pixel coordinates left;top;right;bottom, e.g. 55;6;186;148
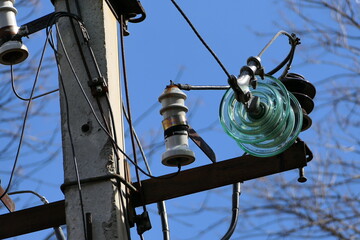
88;77;108;97
297;167;307;183
135;211;152;235
290;33;301;46
105;0;146;23
86;213;93;240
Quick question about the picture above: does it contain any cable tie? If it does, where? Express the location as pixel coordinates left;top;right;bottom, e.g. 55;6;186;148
78;21;90;42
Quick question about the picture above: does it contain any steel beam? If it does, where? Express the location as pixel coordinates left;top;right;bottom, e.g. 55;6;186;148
0;200;65;239
0;141;308;238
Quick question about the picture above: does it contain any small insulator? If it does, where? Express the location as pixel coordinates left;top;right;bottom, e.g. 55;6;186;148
0;0;28;65
281;73;316;131
158;84;195;167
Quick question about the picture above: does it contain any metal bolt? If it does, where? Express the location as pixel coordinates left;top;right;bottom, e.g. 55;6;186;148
297;167;307;183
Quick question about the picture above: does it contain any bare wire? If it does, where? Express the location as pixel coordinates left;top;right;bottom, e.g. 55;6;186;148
8;190;66;240
176;83;230;91
258;30;292;57
258;30;301;77
8;190;48;203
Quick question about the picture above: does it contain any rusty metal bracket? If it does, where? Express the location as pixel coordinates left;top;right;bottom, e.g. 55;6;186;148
0;185;15;212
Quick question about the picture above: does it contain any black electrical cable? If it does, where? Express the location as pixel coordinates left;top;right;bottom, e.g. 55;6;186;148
122;104;151;174
46;16;130;227
220;183;241;240
169;3;299;82
278;36;298;79
52;22;181;181
122;103;171;240
49;28;88;240
0;31;50;202
51;7;122;178
47;13;129;238
170;0;232;79
10;67;59;101
97;96;133;238
65;0;93;79
119;14;145;208
259;30;300;76
66;0;103;80
73;0;83;20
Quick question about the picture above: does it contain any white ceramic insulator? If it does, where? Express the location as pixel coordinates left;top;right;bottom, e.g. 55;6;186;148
158;86;195;167
0;0;18;29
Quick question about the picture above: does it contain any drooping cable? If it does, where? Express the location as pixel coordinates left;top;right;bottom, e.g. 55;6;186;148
49;28;88;240
11;67;59;101
220;183;241;240
0;31;50;201
170;0;232;79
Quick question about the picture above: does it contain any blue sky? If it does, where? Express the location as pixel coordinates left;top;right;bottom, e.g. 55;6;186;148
0;0;347;239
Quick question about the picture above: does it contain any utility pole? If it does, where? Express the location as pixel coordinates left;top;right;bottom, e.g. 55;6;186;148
0;2;314;239
53;0;128;239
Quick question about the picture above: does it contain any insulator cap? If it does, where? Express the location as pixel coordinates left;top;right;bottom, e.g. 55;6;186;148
281;73;316;99
281;73;316;131
0;40;28;65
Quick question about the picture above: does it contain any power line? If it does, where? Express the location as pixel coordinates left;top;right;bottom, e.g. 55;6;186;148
170;0;232;79
0;29;51;202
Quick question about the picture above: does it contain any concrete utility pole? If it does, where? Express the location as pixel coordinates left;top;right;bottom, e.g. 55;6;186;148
53;0;128;239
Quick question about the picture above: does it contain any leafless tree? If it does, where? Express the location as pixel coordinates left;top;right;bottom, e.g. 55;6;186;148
229;1;360;239
158;1;360;240
0;0;61;211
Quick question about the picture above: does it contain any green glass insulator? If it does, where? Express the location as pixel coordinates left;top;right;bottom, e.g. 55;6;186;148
219;75;303;157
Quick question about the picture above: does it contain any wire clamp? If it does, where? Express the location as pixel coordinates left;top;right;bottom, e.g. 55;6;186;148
88;77;108;97
134;211;152;235
78;21;90;42
228;74;249;103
